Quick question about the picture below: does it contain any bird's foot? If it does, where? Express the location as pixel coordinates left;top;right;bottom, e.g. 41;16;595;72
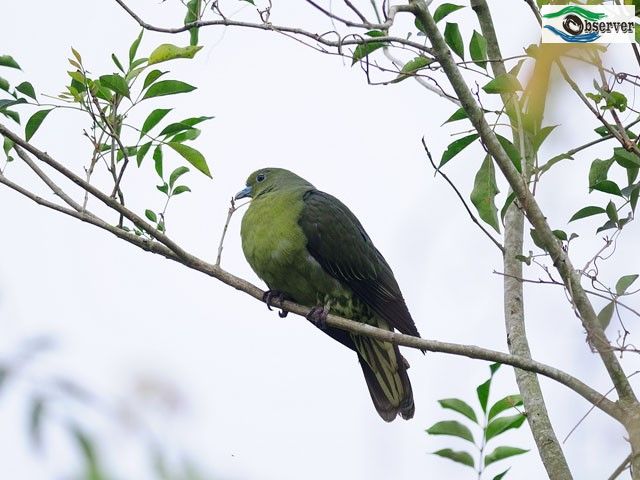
262;290;289;318
306;304;330;329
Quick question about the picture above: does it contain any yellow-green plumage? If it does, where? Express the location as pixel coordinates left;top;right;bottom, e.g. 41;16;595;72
236;168;420;421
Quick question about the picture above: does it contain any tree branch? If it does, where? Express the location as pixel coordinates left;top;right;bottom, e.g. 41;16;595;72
0;122;624;422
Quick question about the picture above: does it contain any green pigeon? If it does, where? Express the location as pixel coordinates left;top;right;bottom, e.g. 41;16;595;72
235;168;420;421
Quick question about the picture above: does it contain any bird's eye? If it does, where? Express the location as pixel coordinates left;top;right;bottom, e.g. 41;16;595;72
256;173;266;182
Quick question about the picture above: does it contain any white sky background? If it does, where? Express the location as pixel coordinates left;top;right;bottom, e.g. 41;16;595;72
1;1;640;479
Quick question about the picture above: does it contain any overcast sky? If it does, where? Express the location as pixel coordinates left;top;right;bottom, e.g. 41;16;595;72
1;1;640;479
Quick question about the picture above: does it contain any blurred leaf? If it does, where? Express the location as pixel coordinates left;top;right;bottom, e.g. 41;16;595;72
605;200;619;225
352;30;386;65
140;108;172;138
169;166;189;189
0;108;20;124
500;192;516;225
432;448;474;468
569;205;605;222
597;301;615;330
553;230;567;241
433;3;464;22
0;55;21;69
616;274;639;295
142;80;196;100
3;136;14;162
29;396;46;450
148;44;203;65
631;184;640;212
604;91;627;112
470;155;500;233
0;98;27;111
438;398;478;423
71;426;104;480
0;76;9;92
489;363;501;375
185;0;202;46
129;30;144;65
167;142;211;177
440;134;479;167
493;469;511;480
145;209;157;222
529;228;546;250
485;413;526;441
143;69;168;90
495;134;522;172
531;125;557;152
483;73;522;94
16;81;36;100
25;109;53;141
99;74;130;98
444;22;464;59
426;420;474;443
469;30;487;68
485;446;528;467
488;394;523;420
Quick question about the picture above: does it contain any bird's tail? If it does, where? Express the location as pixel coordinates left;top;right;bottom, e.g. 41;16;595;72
354;335;414;422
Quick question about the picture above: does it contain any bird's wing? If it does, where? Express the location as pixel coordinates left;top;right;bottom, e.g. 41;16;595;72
298;189;420;338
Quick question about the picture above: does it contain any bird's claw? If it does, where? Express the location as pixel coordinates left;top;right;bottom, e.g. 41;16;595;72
262;290;289;318
306;305;330;329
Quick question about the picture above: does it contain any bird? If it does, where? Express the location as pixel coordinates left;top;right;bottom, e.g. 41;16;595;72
235;167;421;421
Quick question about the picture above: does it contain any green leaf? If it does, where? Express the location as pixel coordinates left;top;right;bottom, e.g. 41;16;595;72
488;394;523;420
500;191;516;225
613;148;640;168
443;107;468;124
631;184;640;212
469;31;487;69
16;81;36;100
145;209;158;222
179;115;214;127
172;185;191;195
438;398;478;423
616;274;639;295
143;69;168;90
171;128;201;143
71;426;102;480
597;301;615;330
352;30;387;65
167;142;211;177
111;53;125;73
25;109;53;141
0;98;27;111
489;363;501;375
605;91;627;112
391;56;433;83
470;155;500;233
431;449;474;468
0;76;9;92
425;420;474;443
439;134;479;167
476;378;491;413
148;44;203;65
99;74;130;98
129;30;144;65
495;134;522;172
531;125;557;152
485;413;526;441
483;73;522;94
157;183;169;195
169;166;189;188
0;55;21;70
142;80;196;100
605;200;619;225
433;3;464;22
1;109;20;124
153;146;163;178
3;136;14;161
140;108;172;138
159;122;195;137
185;0;201;46
493;469;511;480
444;22;464;59
529;228;547;250
597;219;618;234
136;141;152;167
589;158;614;190
484;446;529;467
569;206;606;222
592;180;623;197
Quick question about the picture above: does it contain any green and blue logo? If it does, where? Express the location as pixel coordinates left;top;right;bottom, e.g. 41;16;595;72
541;5;635;44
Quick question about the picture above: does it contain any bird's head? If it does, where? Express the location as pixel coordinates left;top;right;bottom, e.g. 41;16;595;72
235;168;313;201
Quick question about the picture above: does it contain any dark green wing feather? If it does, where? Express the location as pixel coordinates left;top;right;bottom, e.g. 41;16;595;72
299;190;420;338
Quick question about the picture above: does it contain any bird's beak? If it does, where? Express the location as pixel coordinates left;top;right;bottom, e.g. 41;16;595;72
234;185;252;200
